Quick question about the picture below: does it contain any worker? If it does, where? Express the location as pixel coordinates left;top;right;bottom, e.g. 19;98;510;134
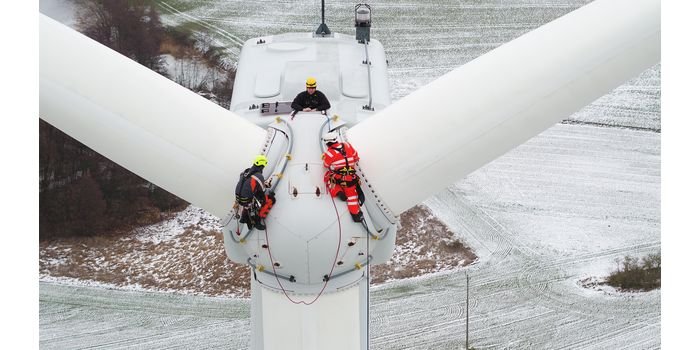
235;155;274;230
291;77;331;114
322;131;365;222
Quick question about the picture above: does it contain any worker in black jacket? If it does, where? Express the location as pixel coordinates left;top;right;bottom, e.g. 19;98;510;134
235;155;273;230
291;77;331;114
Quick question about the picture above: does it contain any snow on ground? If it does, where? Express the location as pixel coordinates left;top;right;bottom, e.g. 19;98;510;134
39;0;660;349
131;205;220;244
40;204;473;298
415;124;660;349
40;207;253;297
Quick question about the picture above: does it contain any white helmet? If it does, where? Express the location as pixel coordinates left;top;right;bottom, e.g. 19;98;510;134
323;131;339;144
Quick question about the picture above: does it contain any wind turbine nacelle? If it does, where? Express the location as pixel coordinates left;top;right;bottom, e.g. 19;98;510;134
221;30;397;294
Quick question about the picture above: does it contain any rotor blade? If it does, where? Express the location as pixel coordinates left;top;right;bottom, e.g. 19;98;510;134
39;14;267;219
348;0;659;215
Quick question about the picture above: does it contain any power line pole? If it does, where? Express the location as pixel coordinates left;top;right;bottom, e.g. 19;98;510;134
465;273;469;350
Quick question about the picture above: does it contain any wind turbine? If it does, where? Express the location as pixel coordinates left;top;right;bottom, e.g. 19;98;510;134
39;0;659;349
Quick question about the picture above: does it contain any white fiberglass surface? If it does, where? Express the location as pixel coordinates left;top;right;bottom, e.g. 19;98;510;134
40;15;267;218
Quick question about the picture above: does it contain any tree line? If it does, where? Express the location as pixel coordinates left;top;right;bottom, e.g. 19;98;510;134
40;0;236;238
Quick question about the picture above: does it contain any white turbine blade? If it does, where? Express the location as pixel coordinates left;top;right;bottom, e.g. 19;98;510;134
39;14;267;219
348;0;660;215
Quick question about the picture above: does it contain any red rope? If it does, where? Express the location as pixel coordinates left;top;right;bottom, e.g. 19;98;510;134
264;192;343;305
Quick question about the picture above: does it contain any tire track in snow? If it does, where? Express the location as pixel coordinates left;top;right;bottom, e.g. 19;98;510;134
559;316;660;350
39;283;251;349
416;124;659;349
615;321;661;350
426;188;516;269
157;1;244;54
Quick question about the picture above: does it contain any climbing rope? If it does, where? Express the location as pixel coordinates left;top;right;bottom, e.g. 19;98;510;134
365;212;371;350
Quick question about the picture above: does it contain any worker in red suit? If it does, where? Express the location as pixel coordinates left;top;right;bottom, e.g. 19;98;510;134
322;131;364;222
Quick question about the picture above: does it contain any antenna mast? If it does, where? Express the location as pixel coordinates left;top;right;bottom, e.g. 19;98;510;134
315;0;332;36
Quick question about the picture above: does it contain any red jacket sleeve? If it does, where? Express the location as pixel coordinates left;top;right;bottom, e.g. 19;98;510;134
347;144;359;163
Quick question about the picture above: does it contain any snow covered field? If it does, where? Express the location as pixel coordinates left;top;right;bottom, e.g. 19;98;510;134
39;0;660;349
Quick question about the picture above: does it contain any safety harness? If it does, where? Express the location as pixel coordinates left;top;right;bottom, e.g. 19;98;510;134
235;168;273;230
329;144;359;186
327;144;365;207
235;168;265;207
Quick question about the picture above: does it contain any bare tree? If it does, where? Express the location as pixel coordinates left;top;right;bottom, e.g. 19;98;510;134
76;0;166;74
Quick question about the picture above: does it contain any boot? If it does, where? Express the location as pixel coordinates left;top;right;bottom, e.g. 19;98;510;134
351;211;364;223
239;212;253;230
254;221;266;230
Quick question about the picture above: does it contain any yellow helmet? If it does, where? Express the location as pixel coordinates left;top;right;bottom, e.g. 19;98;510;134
306;77;317;88
253;155;268;167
